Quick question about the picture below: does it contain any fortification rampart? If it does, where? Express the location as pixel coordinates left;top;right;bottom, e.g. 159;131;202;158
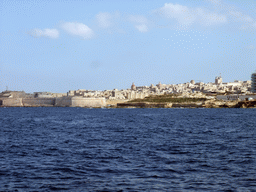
1;98;23;107
0;97;106;107
23;98;55;107
55;97;72;107
71;97;106;107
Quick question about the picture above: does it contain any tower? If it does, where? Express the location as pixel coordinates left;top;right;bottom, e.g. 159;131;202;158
131;82;136;91
215;74;222;85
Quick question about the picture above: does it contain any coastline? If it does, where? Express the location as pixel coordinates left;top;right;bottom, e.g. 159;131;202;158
1;100;255;108
1;93;256;109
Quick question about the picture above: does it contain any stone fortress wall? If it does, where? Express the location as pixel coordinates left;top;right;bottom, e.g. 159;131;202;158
23;98;55;107
55;97;72;107
71;97;106;108
2;98;23;107
55;97;106;107
0;94;106;108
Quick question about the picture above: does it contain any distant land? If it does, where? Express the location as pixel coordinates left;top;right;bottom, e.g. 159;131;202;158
1;75;256;108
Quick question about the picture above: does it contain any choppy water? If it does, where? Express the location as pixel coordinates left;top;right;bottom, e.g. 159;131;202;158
1;108;256;191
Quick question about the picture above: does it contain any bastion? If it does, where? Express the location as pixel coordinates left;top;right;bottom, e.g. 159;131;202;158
0;97;106;108
55;97;106;107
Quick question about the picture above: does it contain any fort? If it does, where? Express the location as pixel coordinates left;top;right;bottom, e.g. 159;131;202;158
0;91;106;108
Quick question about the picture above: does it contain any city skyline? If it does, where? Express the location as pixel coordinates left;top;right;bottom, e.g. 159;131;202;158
1;0;256;93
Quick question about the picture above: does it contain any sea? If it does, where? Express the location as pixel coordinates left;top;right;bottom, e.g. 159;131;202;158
1;107;256;192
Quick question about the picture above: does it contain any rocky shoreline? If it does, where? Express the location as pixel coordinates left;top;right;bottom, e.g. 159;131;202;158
113;99;256;109
113;101;256;108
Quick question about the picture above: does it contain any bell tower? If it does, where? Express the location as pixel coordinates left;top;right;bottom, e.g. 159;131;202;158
131;82;136;91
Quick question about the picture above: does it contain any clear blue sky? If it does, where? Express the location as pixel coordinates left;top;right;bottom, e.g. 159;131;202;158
1;0;256;93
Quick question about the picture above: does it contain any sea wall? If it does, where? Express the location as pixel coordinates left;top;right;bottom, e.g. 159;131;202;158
23;98;55;107
71;97;106;107
1;98;23;107
55;97;72;107
0;97;106;107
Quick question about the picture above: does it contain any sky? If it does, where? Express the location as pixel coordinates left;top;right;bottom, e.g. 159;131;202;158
0;0;256;93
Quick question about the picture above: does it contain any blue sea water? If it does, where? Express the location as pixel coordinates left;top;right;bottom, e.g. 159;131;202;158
0;107;256;191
